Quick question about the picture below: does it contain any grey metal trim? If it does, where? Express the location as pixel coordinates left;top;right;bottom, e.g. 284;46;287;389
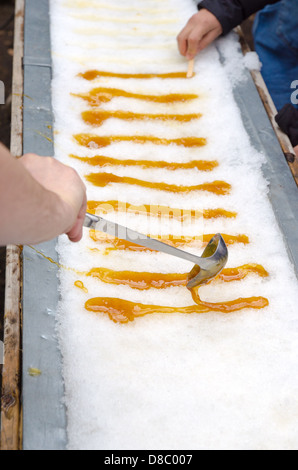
22;0;67;451
23;57;52;68
232;66;298;278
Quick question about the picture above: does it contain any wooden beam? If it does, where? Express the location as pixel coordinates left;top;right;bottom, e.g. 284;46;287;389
0;0;24;451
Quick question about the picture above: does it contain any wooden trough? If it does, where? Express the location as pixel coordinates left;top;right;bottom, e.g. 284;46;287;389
1;0;298;450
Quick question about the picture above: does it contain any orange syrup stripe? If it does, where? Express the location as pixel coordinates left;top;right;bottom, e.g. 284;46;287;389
85;173;231;195
85;264;269;290
74;134;207;149
73;88;199;106
89;231;250;250
85;296;269;324
82;110;202;127
79;70;193;80
70;154;219;172
87;200;237;221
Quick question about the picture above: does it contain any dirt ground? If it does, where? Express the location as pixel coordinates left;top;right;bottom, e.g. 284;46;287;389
0;0;14;346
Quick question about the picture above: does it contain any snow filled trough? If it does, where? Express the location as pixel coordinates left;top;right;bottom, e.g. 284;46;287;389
19;0;298;450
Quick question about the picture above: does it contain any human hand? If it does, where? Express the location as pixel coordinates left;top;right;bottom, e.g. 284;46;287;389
177;9;223;60
20;154;87;242
294;145;298;159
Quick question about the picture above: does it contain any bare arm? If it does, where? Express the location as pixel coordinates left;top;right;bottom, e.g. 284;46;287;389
0;143;87;246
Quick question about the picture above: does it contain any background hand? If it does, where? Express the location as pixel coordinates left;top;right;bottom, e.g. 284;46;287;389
177;9;223;60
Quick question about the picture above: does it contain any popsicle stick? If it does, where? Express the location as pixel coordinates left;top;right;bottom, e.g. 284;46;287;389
187;59;194;79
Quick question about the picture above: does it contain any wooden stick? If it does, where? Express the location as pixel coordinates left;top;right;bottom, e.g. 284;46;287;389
187;59;194;79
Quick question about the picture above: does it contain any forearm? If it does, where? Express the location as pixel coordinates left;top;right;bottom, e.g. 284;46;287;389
198;0;280;35
0;144;72;245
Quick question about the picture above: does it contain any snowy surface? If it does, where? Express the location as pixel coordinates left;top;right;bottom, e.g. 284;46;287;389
243;51;262;72
50;0;298;450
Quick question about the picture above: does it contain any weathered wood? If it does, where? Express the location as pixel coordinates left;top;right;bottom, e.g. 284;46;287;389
10;0;24;160
237;27;298;187
0;246;22;451
0;0;24;451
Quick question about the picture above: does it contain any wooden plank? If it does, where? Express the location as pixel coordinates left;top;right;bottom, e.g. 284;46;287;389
237;27;298;186
0;0;24;451
10;0;24;159
0;247;22;451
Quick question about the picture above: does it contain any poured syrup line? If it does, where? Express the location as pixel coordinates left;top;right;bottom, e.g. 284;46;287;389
34;131;54;144
28;246;86;276
72;55;189;67
73;88;199;106
82;109;202;127
74;280;89;293
74;134;207;149
29;247;268;322
89;231;250;250
69;41;176;51
85;296;269;324
64;0;176;14
85;173;231;195
73;32;178;44
87;200;237;221
71;154;218;172
71;12;179;25
85;264;269;290
79;70;193;81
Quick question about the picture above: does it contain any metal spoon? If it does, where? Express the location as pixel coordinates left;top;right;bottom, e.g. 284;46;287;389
84;213;228;288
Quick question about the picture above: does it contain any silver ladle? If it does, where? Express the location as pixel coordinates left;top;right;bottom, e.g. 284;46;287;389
84;213;228;288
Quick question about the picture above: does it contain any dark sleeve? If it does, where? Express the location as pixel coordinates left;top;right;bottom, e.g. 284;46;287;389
275;104;298;148
198;0;281;35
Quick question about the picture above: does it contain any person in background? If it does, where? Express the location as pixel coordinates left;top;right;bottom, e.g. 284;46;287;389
0;142;87;246
177;0;298;158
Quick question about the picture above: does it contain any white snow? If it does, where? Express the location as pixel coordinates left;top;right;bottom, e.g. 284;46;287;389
243;51;263;72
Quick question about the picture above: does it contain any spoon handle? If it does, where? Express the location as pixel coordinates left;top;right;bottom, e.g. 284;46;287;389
84;213;201;265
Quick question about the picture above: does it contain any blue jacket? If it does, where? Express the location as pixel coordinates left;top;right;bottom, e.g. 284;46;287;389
198;0;280;35
198;0;298;148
